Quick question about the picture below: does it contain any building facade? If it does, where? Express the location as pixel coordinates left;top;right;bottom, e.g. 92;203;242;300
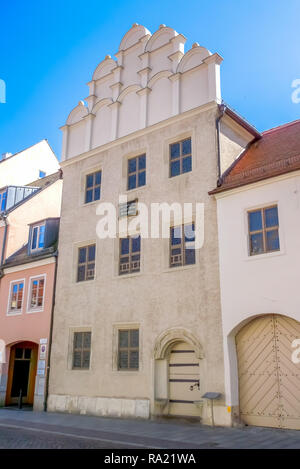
48;24;259;425
0;165;62;410
211;119;300;429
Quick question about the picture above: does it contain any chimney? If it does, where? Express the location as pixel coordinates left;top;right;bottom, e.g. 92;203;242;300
1;152;12;160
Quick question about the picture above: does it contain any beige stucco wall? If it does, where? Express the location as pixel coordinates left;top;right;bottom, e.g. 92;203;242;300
48;103;232;425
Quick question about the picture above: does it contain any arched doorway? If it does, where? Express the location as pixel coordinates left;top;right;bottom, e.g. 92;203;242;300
6;342;38;406
236;314;300;429
154;328;204;418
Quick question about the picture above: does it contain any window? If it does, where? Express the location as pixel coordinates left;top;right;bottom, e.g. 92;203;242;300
39;170;46;178
77;244;96;281
0;190;7;212
170;223;195;267
31;224;45;251
72;331;91;369
85;171;101;204
170;138;192;177
119;235;140;275
9;281;24;313
119;199;138;218
28;276;45;311
248;206;280;256
127;155;146;190
118;329;139;370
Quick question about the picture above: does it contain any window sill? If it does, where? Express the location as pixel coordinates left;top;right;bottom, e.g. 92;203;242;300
75;278;96;285
80;199;101;208
111;370;141;375
115;271;142;280
6;311;22;316
244;249;285;262
125;185;147;195
26;308;44;314
163;264;197;273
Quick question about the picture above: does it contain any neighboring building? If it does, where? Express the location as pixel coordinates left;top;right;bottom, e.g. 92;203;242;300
48;24;259;425
210;119;300;429
0;170;62;410
0;140;60;188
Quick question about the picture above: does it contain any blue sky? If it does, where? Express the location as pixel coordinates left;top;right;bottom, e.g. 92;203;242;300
0;0;299;160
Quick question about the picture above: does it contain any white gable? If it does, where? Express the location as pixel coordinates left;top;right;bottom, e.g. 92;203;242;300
61;24;223;161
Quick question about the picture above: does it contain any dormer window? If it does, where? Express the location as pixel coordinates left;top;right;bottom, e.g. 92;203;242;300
31;224;45;251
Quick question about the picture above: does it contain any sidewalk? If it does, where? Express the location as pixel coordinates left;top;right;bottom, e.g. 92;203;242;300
0;408;300;449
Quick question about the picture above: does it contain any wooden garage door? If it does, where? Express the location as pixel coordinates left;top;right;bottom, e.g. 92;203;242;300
168;342;201;417
236;315;300;429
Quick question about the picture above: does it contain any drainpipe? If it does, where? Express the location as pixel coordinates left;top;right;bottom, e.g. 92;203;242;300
43;251;58;412
0;213;8;266
216;103;227;186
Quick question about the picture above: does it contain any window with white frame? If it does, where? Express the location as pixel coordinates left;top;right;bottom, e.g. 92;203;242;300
8;281;24;313
28;276;45;311
31;224;45;251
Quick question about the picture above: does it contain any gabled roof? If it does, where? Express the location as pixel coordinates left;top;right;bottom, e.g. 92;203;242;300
3;243;57;269
210;119;300;194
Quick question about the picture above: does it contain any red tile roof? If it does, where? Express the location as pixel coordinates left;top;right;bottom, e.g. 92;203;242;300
211;119;300;194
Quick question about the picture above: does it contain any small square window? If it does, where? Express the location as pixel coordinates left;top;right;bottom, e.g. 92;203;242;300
77;244;96;281
85;171;101;204
127;155;146;190
31;224;45;251
248;206;280;256
72;332;91;369
169;138;192;177
118;329;139;370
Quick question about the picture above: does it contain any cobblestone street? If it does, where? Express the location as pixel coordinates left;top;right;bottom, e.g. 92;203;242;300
0;409;300;449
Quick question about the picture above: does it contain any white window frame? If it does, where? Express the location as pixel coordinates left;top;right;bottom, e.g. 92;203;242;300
31;223;46;252
7;278;25;315
27;274;46;313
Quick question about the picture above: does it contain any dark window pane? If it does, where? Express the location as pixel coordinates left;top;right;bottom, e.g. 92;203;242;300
130;330;139;347
94;187;100;201
128;174;136;190
184;223;195;242
121;238;130;255
265;207;278;228
82;351;90;368
182;138;191;155
95;171;101;185
77;265;86;282
171;247;181;256
185;248;195;265
15;348;23;359
182;156;192;173
85;189;93;204
170;160;180;177
86;174;93;188
119;331;129;348
120;256;129;264
138;155;146;170
129;351;139;369
86;263;95;279
73;351;82;368
250;233;264;255
128;158;136;174
74;332;83;349
249;211;262;232
119;351;129;369
88;245;96;261
24;349;31;359
131;236;140;253
83;332;91;348
138;171;146;187
266;229;280;251
32;227;38;250
170;143;180;159
78;247;86;263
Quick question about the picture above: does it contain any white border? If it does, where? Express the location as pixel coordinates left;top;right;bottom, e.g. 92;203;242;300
26;274;47;314
6;278;26;316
